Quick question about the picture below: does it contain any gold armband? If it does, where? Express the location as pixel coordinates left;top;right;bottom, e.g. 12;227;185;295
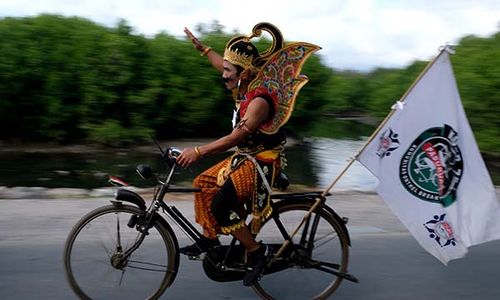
194;146;203;158
236;119;252;133
200;47;212;56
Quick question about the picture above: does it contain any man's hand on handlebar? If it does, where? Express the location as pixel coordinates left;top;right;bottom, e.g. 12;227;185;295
176;147;200;168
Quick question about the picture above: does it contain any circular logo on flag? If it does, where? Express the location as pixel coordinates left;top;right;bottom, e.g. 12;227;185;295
434;221;454;240
424;213;457;247
399;124;463;207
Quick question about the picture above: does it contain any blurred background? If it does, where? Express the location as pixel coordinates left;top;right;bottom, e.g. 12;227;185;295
0;1;498;191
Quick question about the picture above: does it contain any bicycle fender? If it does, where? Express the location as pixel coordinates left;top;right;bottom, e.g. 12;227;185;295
320;202;352;246
113;188;147;210
274;198;352;246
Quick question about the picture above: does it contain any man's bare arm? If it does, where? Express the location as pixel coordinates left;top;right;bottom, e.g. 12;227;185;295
176;98;269;167
184;27;224;73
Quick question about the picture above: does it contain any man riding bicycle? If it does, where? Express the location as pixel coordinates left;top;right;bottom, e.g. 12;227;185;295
177;22;319;286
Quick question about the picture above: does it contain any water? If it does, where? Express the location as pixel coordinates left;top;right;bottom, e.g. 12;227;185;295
308;138;378;192
0;138;375;191
0;138;497;191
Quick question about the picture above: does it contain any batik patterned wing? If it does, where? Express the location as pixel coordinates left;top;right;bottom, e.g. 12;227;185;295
248;42;321;134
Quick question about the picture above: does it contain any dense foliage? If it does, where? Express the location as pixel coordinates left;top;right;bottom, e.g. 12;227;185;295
0;15;498;153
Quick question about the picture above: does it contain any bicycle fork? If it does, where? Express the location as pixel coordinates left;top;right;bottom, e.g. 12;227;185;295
109;210;153;269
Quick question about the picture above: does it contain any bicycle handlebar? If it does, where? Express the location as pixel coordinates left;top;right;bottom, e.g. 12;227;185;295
163;147;182;168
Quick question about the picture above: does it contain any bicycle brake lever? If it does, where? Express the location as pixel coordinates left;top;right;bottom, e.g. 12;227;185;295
164;147;182;168
169;147;182;158
167;147;196;173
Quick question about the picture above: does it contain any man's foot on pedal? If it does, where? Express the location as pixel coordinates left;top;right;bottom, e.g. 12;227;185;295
243;243;273;286
179;236;220;257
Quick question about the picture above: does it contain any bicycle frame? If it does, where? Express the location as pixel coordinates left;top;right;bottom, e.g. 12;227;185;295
112;148;356;282
151;164;204;242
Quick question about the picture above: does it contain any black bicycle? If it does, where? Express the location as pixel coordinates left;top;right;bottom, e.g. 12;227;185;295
63;146;358;299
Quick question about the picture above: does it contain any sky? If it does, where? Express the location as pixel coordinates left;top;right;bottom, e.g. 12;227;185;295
1;0;499;71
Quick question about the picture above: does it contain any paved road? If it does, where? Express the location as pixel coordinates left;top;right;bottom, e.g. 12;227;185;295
1;191;499;299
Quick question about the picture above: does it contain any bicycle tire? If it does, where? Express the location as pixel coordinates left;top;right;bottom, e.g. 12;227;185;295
252;199;350;300
63;204;179;300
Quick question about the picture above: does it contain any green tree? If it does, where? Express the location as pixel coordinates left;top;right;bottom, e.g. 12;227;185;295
324;71;370;114
452;33;500;153
0;14;497;154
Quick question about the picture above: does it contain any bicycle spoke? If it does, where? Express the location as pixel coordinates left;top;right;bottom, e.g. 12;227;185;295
97;240;113;259
127;260;170;273
119;270;125;286
314;232;340;249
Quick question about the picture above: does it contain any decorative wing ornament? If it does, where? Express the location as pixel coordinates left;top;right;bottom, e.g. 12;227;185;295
247;42;321;134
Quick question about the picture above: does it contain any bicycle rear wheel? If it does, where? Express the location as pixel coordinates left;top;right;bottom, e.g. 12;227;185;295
63;204;178;300
253;200;349;300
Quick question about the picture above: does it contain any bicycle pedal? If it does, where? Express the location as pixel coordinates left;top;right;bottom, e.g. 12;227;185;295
187;253;205;261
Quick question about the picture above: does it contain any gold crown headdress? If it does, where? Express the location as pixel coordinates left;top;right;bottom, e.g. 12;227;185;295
223;22;284;71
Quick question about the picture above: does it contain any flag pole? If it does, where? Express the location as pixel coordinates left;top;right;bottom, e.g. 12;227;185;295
321;47;450;197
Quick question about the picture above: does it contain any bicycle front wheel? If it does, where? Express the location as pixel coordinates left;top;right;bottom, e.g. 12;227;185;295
63;204;178;300
253;200;349;300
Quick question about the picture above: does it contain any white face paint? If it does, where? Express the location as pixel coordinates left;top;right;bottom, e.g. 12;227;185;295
222;60;239;90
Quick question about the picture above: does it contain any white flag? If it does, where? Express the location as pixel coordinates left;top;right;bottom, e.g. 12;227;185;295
357;49;500;264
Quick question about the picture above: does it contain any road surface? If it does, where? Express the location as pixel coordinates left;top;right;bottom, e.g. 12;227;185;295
1;191;499;299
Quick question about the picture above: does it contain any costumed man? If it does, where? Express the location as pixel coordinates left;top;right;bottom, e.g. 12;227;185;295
177;22;320;286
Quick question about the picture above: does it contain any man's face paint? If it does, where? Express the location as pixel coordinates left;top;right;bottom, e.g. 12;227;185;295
222;61;239;90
